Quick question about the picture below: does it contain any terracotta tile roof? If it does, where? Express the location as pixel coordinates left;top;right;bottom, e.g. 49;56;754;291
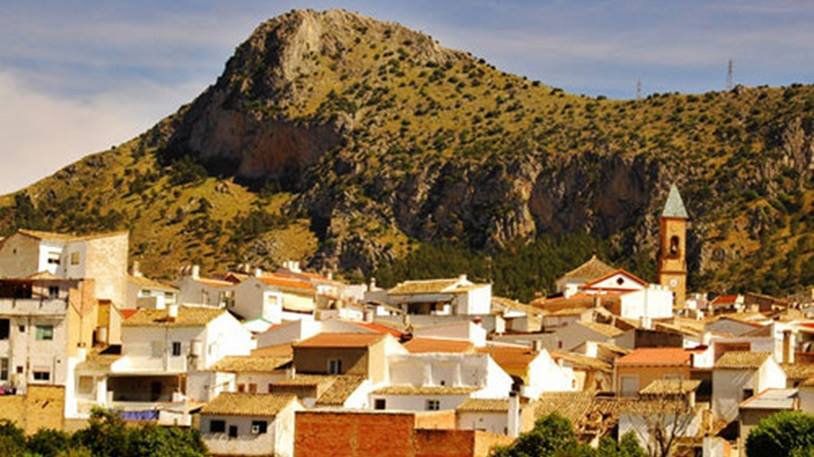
120;308;139;320
576;321;624;338
491;296;544;316
271;375;337;387
315;376;366;406
25;271;63;280
293;333;384;349
640;379;701;395
654;321;702;337
476;346;538;379
17;229;128;242
548;307;591;317
201;393;296;417
76;353;121;372
128;275;177;292
457;398;516;413
715;351;771;369
403;338;474;354
616;348;692;367
551;351;612;372
371;385;479;395
388;278;459;295
209;355;291;373
782;363;814;381
531;293;621;312
556;255;617;285
534;392;596;424
122;306;225;327
195;277;234;288
711;295;739;306
352;321;404;338
252;344;293;358
258;274;315;292
739;388;798;409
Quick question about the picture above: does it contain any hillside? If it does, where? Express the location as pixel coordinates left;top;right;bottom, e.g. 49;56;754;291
2;9;813;300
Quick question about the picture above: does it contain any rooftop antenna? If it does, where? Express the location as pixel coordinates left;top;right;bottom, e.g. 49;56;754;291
636;78;642;101
726;59;734;91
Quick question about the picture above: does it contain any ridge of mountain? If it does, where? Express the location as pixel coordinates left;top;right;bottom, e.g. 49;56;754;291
2;8;814;300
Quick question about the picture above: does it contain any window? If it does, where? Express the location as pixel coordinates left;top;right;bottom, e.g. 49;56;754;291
35;325;54;341
78;376;94;394
669;236;680;257
426;400;440;411
248;383;257;394
268;383;274;393
70;252;80;266
18;325;24;333
743;388;754;399
327;359;342;374
48;286;60;298
209;420;226;433
47;252;60;265
237;384;246;393
251;421;268;434
0;358;8;381
0;320;9;340
228;425;238;438
171;342;182;357
374;399;386;410
33;371;50;381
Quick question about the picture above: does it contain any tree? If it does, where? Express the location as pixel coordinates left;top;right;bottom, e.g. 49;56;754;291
27;428;72;457
0;420;26;456
745;411;814;457
128;424;207;457
71;408;131;457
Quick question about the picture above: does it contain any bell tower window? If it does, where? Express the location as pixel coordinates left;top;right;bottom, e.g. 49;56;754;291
669;235;680;257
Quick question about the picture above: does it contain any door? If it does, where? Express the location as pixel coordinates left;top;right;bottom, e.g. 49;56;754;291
228;425;238;439
150;381;162;401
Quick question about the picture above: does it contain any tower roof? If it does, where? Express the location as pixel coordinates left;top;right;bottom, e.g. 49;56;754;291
661;184;689;219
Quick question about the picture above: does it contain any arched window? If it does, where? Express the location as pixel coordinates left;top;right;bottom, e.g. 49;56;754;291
669;235;680;257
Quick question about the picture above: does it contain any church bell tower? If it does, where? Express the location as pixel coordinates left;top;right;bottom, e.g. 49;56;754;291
658;184;689;308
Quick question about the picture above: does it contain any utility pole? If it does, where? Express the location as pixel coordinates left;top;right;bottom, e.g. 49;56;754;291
636;78;642;101
726;59;734;91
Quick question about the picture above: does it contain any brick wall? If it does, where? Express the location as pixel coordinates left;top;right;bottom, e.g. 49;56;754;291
0;385;64;434
295;411;513;457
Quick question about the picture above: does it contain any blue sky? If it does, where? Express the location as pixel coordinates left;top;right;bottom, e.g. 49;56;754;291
2;0;814;194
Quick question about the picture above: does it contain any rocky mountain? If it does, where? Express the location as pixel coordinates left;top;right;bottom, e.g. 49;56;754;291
2;9;814;300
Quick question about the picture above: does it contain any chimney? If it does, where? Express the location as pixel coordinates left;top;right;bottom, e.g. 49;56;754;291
532;340;542;353
363;309;374;323
507;392;520;438
639;316;652;330
458;274;468;282
168;304;179;320
131;261;143;278
327;271;333;280
783;329;795;364
584;341;598;358
255;268;263;278
191;265;200;280
369;277;377;291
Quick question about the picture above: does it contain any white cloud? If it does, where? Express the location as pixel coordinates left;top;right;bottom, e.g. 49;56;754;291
0;71;204;195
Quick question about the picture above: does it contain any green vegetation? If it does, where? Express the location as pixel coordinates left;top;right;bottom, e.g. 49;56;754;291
0;409;206;457
1;10;813;296
490;413;645;457
746;411;814;457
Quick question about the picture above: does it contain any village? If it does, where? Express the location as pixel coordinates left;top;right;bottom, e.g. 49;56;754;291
0;184;810;457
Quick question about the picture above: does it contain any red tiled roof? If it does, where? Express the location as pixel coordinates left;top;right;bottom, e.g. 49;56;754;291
196;277;234;288
353;321;404;338
294;333;384;349
121;309;139;320
711;295;739;306
403;337;474;354
258;275;315;292
531;293;621;312
616;347;693;367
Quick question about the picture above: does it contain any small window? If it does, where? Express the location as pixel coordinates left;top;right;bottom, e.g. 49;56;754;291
616;277;625;286
268;383;274;393
743;388;754;399
374;399;386;410
47;252;60;265
171;342;182;357
70;252;80;266
33;371;50;381
237;384;246;393
251;421;268;434
16;366;23;374
248;383;257;394
48;286;60;299
18;325;25;333
426;399;440;411
35;325;54;341
0;358;8;381
209;420;226;433
328;359;342;374
0;320;9;340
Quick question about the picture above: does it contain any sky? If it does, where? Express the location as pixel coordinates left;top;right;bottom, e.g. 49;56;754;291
1;0;814;194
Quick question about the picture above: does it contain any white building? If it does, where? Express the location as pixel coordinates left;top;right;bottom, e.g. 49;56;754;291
176;266;235;308
711;351;787;423
370;352;513;412
232;274;315;324
477;344;575;398
373;275;492;316
199;393;301;457
72;305;253;417
412;320;487;347
126;271;177;310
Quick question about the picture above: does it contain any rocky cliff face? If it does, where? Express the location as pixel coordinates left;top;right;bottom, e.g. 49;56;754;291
4;9;814;296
